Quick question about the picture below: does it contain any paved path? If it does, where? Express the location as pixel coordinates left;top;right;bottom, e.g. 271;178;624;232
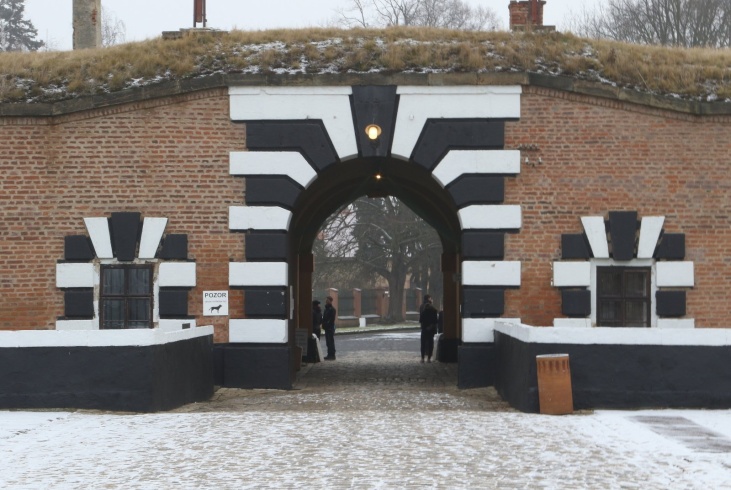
1;332;730;489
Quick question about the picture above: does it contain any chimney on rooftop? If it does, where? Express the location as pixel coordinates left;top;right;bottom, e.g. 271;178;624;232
73;0;102;50
509;0;555;31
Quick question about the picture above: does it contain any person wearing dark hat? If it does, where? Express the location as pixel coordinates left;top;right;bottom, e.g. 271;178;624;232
322;296;337;360
312;300;323;340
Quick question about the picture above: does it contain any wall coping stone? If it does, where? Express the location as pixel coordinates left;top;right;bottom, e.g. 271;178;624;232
0;72;729;118
0;325;214;348
494;322;731;346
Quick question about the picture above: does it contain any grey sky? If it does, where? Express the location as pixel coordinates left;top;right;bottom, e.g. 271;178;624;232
25;1;600;51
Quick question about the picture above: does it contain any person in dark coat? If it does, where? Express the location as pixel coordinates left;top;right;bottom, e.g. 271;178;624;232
312;300;323;339
322;296;337;360
419;295;438;363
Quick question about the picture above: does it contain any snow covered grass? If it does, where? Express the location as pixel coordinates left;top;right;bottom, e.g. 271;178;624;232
0;27;730;104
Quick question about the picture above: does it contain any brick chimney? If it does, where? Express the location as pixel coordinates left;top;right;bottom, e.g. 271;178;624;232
73;0;102;49
509;0;555;31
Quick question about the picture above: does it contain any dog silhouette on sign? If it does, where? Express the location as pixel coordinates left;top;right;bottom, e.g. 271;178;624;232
209;304;223;314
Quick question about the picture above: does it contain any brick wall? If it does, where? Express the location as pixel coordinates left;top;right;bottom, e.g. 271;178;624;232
1;84;730;335
505;86;731;327
0;89;245;342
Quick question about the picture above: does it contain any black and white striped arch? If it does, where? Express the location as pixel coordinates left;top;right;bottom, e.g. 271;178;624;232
56;212;196;331
228;86;523;344
552;211;694;328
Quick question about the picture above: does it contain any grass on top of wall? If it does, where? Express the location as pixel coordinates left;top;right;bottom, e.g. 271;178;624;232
0;27;730;104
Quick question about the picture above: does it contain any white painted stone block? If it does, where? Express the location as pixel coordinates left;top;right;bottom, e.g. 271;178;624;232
657;319;695;329
552;262;591;287
230;151;317;189
84;217;113;258
393;86;521;159
462;261;521;287
432;150;521;187
229;262;288;287
229;86;357;160
158;319;197;332
55;319;97;331
553;318;592;328
463;318;521;343
158;262;196;287
229;319;288;343
229;206;292;231
581;216;609;258
637;216;664;259
459;205;521;230
56;263;95;288
138;217;168;259
656;262;694;287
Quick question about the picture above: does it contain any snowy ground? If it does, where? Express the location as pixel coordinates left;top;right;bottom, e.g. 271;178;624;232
1;335;730;489
1;408;730;489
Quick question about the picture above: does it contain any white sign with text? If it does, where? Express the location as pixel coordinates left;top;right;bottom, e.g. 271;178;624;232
203;291;229;316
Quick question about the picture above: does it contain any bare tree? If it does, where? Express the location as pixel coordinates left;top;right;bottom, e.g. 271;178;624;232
101;6;126;47
337;0;501;30
565;0;731;47
313;196;442;322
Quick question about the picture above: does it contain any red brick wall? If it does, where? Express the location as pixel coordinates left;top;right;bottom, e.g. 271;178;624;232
505;86;731;327
0;89;245;342
1;85;730;336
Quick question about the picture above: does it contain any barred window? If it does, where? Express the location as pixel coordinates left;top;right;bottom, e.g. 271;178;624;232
100;265;153;329
597;267;651;328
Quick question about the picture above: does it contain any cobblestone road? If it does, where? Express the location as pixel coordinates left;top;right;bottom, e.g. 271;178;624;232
1;333;730;489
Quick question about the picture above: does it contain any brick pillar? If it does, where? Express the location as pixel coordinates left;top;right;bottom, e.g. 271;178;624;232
73;0;102;49
353;288;362;318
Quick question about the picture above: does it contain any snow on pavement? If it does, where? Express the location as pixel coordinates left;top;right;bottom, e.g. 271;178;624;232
1;408;729;489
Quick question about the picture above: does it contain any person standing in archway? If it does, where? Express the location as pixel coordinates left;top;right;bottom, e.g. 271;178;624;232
312;300;323;339
322;296;337;360
419;295;438;363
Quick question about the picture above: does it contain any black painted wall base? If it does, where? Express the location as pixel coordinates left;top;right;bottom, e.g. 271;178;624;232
0;335;214;413
214;343;293;390
437;337;461;363
457;343;496;388
494;331;731;413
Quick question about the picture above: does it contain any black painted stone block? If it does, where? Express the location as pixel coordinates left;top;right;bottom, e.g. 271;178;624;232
351;85;398;159
245;233;288;261
245;122;338;172
457;343;495;388
655;234;685;260
462;232;504;260
64;235;95;261
561;289;591;317
159;289;189;318
412;120;505;170
463;288;505;317
159;234;188;260
245;176;303;209
608;211;638;261
561;234;592;259
217;344;292;389
448;175;504;207
110;212;141;262
64;289;94;318
656;290;686;317
245;288;287;318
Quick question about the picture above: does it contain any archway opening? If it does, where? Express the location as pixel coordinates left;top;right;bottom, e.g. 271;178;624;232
288;156;463;366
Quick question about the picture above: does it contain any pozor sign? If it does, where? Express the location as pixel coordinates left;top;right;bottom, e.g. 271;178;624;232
203;291;229;316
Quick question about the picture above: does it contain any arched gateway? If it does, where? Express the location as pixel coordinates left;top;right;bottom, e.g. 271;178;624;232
222;85;522;388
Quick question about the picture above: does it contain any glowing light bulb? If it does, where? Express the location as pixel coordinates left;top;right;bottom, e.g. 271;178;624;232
365;124;382;140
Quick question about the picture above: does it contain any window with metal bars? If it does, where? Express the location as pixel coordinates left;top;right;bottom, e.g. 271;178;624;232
597;266;651;327
100;265;153;329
